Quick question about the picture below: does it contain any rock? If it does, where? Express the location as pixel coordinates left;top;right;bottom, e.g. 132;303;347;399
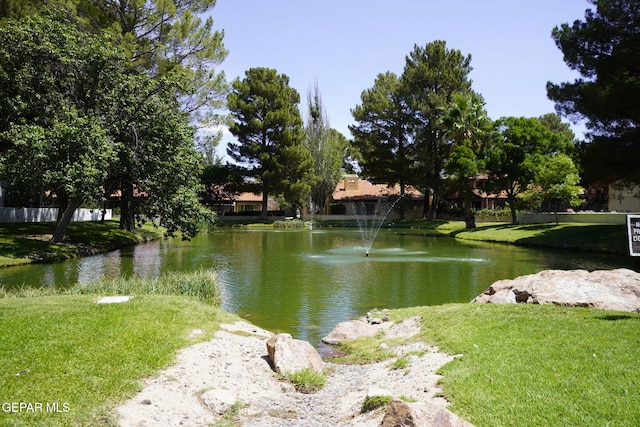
266;333;324;375
321;319;378;345
367;387;392;398
471;269;640;312
201;388;236;415
381;399;476;427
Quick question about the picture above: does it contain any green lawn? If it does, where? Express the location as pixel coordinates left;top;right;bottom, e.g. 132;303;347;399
454;222;628;254
339;304;640;427
0;294;239;426
0;221;164;267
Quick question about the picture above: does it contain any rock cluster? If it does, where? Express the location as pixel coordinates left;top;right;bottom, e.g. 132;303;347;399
471;268;640;312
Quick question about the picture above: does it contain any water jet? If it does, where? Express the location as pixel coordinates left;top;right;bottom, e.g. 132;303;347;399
353;195;404;256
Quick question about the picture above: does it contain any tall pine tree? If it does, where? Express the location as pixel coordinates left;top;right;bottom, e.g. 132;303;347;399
227;67;313;219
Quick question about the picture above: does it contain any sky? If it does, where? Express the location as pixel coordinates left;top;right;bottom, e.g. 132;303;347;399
207;0;591;158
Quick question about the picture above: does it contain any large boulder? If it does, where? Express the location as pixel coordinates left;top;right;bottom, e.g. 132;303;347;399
471;269;640;312
321;319;379;345
266;333;324;375
381;399;475;427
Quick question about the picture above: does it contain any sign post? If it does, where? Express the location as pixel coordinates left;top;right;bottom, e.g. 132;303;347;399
627;215;640;256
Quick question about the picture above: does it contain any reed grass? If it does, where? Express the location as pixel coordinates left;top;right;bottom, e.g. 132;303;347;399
1;270;221;305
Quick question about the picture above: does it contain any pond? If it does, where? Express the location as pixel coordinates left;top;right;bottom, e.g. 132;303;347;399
2;229;639;345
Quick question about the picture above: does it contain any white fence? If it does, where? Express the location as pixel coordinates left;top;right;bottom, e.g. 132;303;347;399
0;208;111;223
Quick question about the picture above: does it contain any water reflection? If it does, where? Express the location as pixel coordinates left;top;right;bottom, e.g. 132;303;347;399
1;229;639;345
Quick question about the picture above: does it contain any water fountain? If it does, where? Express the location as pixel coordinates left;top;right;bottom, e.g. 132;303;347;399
353;195;404;257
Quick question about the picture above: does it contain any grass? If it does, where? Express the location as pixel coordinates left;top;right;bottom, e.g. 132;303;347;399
360;394;393;413
0;269;222;305
282;368;327;394
0;293;239;426
0;220;164;267
337;304;640;427
453;222;628;254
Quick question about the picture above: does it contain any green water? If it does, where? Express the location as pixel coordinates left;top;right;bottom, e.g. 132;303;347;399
1;229;638;344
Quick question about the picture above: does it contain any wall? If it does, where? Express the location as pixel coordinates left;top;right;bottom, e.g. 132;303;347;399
609;182;640;212
517;212;630;225
0;208;111;223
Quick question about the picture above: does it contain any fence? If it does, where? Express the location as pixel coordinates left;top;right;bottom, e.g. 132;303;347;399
0;208;111;223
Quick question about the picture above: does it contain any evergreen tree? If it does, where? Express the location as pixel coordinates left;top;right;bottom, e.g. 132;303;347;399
350;71;414;196
402;41;473;218
547;0;640;182
227;67;313;219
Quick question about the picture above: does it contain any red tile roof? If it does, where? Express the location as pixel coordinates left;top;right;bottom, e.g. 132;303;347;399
332;178;423;201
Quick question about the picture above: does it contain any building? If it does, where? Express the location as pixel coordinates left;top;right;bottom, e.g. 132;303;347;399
325;174;424;219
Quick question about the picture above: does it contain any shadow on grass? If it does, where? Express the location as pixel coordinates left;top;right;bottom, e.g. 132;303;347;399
455;222;628;254
598;315;634;321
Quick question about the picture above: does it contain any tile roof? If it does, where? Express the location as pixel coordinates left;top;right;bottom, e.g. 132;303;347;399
332;178;423;201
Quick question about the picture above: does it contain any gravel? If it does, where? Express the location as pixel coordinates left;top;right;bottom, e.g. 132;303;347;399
115;321;455;426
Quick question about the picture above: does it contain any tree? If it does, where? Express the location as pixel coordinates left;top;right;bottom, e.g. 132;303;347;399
488;116;577;224
442;92;492;228
401;41;473;218
350;71;414;197
0;12;119;242
102;73;211;237
0;1;229;232
227;67;313;219
304;82;347;215
5;0;229;126
200;163;245;214
547;0;640;183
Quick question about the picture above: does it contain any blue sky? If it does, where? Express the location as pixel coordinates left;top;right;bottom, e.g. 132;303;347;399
209;0;590;156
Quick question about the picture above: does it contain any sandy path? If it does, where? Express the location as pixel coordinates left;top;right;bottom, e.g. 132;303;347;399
115;321;455;426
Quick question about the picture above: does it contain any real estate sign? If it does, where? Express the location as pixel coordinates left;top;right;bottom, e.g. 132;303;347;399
627;215;640;256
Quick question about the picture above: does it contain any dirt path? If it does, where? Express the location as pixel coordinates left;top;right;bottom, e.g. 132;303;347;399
115;321;455;426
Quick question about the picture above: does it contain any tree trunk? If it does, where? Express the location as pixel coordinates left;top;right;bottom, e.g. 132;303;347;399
260;191;268;220
120;182;136;232
464;185;476;229
51;197;83;243
508;198;518;224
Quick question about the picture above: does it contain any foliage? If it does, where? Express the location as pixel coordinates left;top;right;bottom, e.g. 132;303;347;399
0;295;236;425
227;67;314;218
547;0;640;183
282;368;326;394
304;82;348;214
442;92;492;228
488;116;578;223
350;71;414;196
200;163;246;210
0;12;122;241
7;0;230;129
402;41;474;219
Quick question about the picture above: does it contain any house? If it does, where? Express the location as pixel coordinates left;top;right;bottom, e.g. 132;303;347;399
326;174;424;219
213;191;282;219
444;174;509;212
